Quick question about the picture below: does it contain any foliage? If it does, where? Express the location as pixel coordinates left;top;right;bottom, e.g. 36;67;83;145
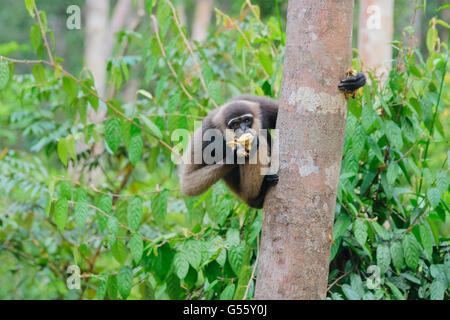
0;0;448;300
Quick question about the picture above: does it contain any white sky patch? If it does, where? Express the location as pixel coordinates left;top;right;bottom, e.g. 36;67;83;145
288;86;346;115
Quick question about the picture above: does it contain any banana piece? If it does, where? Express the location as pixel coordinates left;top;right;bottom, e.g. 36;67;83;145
226;132;255;157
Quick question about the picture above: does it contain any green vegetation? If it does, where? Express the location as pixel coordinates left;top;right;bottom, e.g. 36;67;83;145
0;0;448;300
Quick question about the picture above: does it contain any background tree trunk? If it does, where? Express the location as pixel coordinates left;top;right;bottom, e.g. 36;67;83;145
192;0;214;42
255;0;355;300
80;0;135;183
85;0;110;100
358;0;394;80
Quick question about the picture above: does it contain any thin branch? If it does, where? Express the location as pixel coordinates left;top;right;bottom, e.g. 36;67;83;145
164;0;219;108
215;8;270;80
150;14;205;111
33;2;54;64
0;55;180;157
243;234;259;300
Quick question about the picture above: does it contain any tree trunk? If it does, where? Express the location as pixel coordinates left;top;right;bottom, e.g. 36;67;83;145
358;0;394;80
255;0;355;300
85;0;110;100
192;0;214;42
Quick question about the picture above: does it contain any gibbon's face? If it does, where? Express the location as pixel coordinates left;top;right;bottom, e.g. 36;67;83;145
223;103;255;137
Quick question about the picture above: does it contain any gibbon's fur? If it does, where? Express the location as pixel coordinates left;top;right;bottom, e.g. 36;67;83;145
179;95;279;209
179;72;366;209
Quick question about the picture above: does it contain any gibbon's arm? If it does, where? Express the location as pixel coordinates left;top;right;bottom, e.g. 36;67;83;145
179;128;233;196
231;95;279;129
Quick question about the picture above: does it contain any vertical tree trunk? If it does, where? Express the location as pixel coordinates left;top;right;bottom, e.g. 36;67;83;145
192;0;214;42
255;0;355;300
358;0;394;80
85;0;110;100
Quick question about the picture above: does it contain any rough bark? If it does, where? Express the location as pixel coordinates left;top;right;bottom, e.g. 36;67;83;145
192;0;214;42
358;0;394;80
255;0;355;300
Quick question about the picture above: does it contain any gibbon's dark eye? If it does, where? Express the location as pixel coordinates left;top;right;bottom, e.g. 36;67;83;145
245;118;251;124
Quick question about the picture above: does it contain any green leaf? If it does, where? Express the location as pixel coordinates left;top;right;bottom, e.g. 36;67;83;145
54;198;68;231
107;216;119;236
257;50;273;75
352;125;365;159
57;138;68;167
207;81;222;105
106;275;118;300
376;244;391;274
97;194;112;232
96;277;108;300
390;241;404;271
361;104;376;132
104;118;122;153
74;200;88;229
349;274;365;298
66;136;76;161
30;24;41;51
62;76;78;103
402;233;420;270
58;180;72;200
386;280;405;300
427;187;441;209
111;239;127;264
226;229;241;247
228;244;245;275
173;252;189;279
0;60;10;89
429;279;445;300
248;214;263;244
183;240;202;270
74;188;86;202
353;219;368;247
25;0;35;18
140;115;163;139
333;214;351;239
202;64;213;84
87;94;99;112
386;163;400;185
117;266;133;300
370;221;391;240
127;196;143;231
436;171;449;194
115;199;128;226
341;284;360;300
216;248;226;266
419;224;433;258
32;64;45;82
220;283;236;300
151;190;168;225
129;232;143;263
128;134;143;166
385;120;403;150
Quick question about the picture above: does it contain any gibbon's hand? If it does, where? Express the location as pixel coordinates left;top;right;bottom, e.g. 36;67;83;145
264;174;279;187
338;72;366;92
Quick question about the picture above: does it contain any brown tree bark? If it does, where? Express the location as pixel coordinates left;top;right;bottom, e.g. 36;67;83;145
358;0;394;80
255;0;355;300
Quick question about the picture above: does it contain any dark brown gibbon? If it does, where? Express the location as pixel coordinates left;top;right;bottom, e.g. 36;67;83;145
179;72;366;208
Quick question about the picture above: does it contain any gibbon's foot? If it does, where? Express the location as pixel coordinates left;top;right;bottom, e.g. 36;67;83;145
264;174;279;186
338;72;366;92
